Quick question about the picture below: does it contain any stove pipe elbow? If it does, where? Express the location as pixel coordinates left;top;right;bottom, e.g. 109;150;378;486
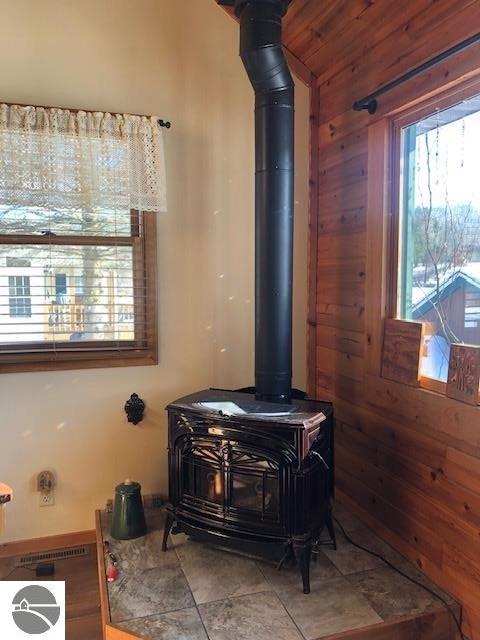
236;1;294;97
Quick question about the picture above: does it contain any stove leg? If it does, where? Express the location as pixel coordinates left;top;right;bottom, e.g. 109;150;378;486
326;508;337;551
311;527;321;562
293;540;312;594
162;511;174;552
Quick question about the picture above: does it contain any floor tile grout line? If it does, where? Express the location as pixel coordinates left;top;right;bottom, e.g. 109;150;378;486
310;548;343;577
109;527;196;627
255;562;307;640
256;562;388;639
342;570;451;623
171;533;211;640
171;533;280;608
341;564;421;580
341;559;454;604
195;588;276;610
320;556;383;578
199;588;309;640
114;605;199;626
340;573;388;627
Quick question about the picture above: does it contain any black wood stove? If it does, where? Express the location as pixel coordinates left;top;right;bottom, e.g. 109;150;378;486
162;389;334;593
162;0;335;594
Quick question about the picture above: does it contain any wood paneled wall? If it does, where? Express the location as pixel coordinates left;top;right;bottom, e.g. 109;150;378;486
217;0;480;635
303;1;480;638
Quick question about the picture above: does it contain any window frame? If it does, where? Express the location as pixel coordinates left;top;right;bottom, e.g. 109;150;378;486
388;77;480;396
0;210;158;373
364;75;480;403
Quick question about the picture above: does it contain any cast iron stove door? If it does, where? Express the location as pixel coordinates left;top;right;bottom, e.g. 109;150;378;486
177;434;285;536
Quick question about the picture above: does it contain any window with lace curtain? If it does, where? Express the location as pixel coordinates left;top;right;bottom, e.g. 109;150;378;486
0;104;166;373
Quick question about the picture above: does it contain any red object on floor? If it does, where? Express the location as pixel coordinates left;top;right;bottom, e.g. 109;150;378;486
106;565;118;582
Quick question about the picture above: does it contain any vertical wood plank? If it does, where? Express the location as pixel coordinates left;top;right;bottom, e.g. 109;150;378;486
365;120;390;376
307;83;320;398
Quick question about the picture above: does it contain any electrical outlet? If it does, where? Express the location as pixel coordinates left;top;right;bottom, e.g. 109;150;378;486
39;491;55;507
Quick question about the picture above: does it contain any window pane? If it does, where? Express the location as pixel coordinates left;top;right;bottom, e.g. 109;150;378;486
0;245;136;344
0;205;132;236
398;95;480;381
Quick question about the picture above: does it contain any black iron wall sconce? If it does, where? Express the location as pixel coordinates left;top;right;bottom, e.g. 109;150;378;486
124;393;146;425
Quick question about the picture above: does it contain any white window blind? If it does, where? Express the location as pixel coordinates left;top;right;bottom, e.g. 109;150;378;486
0;104;164;365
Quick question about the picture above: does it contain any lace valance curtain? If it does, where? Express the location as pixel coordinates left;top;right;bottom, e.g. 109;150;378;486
0;104;167;213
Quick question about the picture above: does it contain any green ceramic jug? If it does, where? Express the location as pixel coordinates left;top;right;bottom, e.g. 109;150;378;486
110;479;147;540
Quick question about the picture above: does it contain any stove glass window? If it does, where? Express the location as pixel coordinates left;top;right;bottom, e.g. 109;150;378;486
231;472;278;514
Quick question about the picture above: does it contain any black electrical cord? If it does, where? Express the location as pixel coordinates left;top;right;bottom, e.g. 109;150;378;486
334;516;465;640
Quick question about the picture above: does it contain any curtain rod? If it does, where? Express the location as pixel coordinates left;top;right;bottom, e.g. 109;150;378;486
353;32;480;115
0;100;172;129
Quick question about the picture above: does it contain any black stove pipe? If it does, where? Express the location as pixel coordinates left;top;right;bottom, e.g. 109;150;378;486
234;0;294;403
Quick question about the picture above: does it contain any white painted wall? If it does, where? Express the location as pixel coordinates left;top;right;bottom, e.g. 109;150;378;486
0;0;310;543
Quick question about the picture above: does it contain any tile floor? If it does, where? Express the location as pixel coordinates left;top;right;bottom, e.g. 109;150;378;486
100;506;454;640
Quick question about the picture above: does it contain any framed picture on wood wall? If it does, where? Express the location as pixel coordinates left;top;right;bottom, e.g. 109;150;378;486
446;344;480;405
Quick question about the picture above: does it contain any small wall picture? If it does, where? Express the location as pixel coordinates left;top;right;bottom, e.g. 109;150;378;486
446;344;480;405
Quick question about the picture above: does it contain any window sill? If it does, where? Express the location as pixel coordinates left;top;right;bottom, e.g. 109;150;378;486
419;375;446;396
419;376;480;408
0;349;158;374
419;375;479;407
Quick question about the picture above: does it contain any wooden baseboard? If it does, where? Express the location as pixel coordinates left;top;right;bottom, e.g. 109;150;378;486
95;509;111;638
106;623;140;640
0;529;96;559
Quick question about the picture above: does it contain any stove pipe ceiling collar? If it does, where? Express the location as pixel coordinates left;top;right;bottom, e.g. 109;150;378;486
220;0;295;403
